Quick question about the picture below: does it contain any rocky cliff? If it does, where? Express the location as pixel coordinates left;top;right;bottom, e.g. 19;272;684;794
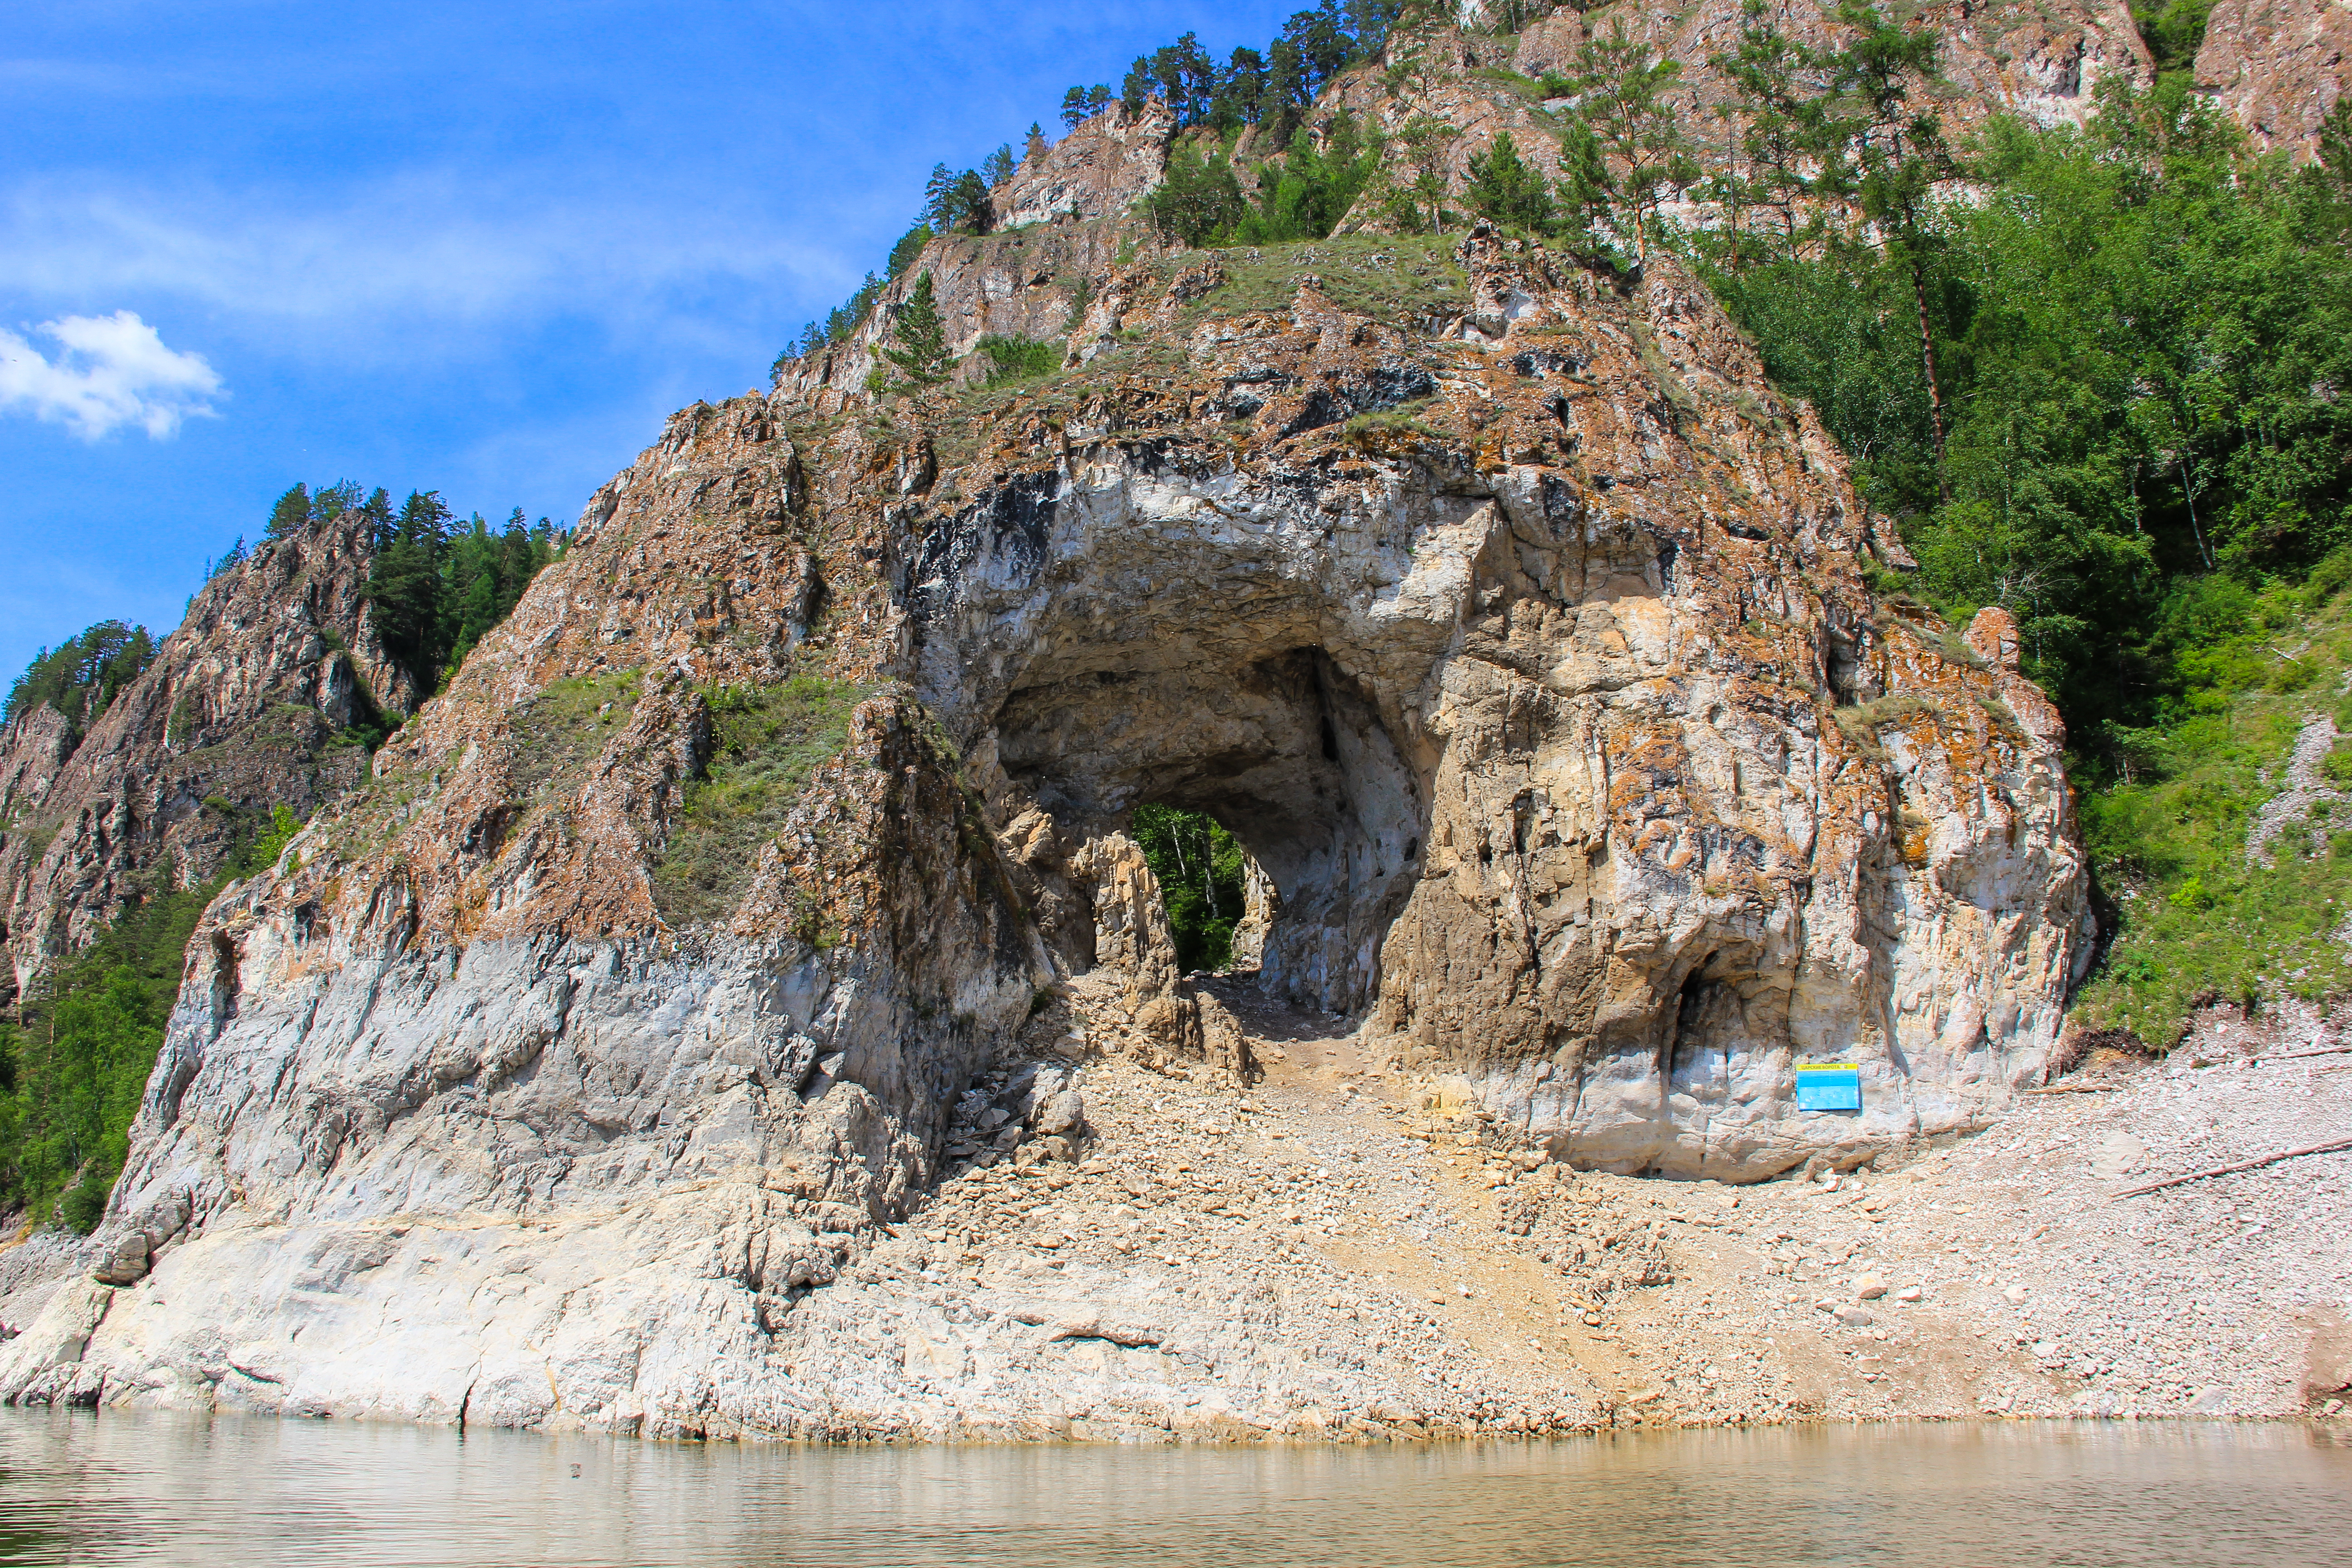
0;27;2110;1438
1488;0;2156;137
2197;0;2351;158
0;515;415;1009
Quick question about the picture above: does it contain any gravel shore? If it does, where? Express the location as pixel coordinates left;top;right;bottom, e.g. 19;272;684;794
765;978;2350;1439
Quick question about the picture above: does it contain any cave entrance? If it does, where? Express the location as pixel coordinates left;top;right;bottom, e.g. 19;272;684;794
992;645;1426;1017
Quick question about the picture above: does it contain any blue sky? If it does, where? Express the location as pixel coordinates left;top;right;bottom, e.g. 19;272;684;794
0;0;1304;681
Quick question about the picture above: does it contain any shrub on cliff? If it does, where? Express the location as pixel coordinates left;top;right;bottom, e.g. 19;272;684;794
975;334;1061;387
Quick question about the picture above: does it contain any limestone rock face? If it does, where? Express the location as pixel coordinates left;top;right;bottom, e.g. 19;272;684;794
911;235;2087;1182
1501;0;2153;137
2197;0;2351;159
0;65;2092;1434
0;514;415;1004
991;100;1173;229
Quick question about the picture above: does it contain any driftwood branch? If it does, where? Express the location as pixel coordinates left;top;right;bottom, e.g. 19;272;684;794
2112;1137;2352;1199
2252;1044;2352;1063
2026;1083;2120;1094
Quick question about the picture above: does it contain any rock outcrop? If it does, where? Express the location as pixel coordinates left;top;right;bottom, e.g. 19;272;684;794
2197;0;2351;159
1494;0;2155;138
0;514;414;1006
0;33;2098;1436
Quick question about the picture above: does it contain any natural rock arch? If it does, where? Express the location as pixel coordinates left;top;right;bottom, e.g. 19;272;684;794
905;411;2081;1181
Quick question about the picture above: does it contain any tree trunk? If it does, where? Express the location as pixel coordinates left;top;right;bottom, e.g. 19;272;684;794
1911;253;1949;503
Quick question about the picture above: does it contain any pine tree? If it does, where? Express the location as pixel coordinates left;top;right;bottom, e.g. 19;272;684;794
1574;23;1698;264
3;622;153;731
365;490;451;686
953;169;993;232
1555;119;1619;252
922;163;958;231
265;483;310;540
1828;1;1953;491
1024;122;1048;162
1060;87;1090;131
983;144;1016;189
880;272;952;390
1465;132;1553;232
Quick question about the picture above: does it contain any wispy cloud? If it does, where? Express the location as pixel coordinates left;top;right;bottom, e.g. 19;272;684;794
0;309;222;439
0;172;868;364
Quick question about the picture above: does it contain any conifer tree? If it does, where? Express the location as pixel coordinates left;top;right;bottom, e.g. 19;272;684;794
1060;87;1089;131
265;483;310;539
1573;23;1698;264
1465;132;1553;232
880;272;952;390
1024;122;1048;162
922;163;957;230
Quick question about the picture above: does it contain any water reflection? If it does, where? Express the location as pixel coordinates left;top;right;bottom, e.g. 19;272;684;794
0;1411;2342;1567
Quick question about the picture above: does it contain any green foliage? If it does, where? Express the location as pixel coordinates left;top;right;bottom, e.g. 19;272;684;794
1132;804;1249;973
1236;109;1383;243
363;489;562;694
0;793;313;1230
1379;114;1458;234
0;823;271;1228
878;271;953;392
783;0;1403;364
924;163;995;235
1695;78;2351;750
1464;131;1553;232
265;482;311;539
2132;0;2212;74
651;676;869;926
245;803;302;876
199;535;248;583
1143;137;1249;246
975;334;1061;387
1569;21;1699;263
1143;111;1382;248
887;224;933;279
5;621;155;733
2072;580;2352;1045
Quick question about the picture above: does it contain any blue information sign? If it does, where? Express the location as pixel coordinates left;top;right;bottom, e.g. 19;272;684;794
1795;1062;1862;1112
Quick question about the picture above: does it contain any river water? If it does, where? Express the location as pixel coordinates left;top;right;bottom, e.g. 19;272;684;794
0;1411;2342;1566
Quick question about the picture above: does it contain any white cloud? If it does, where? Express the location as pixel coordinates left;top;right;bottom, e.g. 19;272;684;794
0;309;222;439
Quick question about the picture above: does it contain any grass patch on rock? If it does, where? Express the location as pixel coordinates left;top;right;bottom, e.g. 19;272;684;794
652;675;869;926
506;670;642;793
1180;234;1467;328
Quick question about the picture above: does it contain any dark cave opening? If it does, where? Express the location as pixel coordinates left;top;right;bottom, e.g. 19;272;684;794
991;644;1426;1015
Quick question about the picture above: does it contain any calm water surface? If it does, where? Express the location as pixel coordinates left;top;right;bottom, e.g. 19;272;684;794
0;1410;2342;1567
